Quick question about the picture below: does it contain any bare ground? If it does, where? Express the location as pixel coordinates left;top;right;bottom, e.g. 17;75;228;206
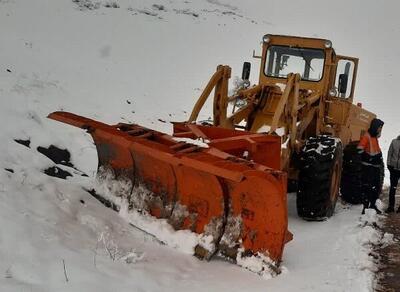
375;192;400;292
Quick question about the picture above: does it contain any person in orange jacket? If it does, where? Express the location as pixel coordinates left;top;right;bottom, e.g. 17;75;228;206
357;118;384;214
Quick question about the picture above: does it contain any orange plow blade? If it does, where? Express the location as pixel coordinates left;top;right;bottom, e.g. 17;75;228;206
48;111;291;268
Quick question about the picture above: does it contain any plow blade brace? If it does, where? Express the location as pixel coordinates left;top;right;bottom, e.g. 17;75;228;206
49;111;291;265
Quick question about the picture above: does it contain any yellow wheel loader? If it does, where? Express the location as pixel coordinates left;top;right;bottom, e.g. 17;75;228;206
48;34;375;269
181;34;376;219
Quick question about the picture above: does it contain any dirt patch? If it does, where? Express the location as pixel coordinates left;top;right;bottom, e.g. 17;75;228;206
37;145;73;167
36;144;88;179
375;194;400;291
44;166;72;179
14;138;31;148
85;188;120;212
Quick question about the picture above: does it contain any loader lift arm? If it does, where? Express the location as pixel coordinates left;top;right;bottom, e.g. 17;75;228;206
185;65;321;171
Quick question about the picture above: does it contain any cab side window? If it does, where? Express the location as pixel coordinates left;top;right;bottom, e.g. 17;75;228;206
335;60;355;98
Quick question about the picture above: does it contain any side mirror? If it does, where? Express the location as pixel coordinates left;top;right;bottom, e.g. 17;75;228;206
338;74;348;95
242;62;251;81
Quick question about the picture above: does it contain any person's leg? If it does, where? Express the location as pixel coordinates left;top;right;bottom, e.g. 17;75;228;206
369;166;382;214
387;166;396;212
361;165;370;214
361;165;378;213
393;168;400;213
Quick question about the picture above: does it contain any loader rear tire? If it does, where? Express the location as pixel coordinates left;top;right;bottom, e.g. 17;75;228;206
297;136;343;220
340;141;363;204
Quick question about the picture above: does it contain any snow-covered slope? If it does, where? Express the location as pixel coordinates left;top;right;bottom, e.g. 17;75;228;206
0;0;395;291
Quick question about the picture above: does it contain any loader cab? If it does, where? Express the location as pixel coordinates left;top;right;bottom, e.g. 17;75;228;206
258;34;335;94
256;34;359;102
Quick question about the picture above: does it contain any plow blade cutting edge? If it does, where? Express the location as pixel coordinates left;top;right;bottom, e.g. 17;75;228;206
48;111;291;269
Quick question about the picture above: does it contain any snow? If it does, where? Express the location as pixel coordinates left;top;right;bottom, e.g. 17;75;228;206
0;0;396;291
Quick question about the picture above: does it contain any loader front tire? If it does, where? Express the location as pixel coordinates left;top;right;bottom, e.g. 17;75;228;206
297;136;343;220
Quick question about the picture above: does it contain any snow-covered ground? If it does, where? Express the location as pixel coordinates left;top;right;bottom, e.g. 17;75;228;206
0;0;397;291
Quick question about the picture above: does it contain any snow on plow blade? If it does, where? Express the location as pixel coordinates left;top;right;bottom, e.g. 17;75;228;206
48;111;291;267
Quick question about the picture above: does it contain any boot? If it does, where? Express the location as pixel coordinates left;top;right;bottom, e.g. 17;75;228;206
361;201;369;215
370;205;382;214
369;196;382;214
386;205;395;213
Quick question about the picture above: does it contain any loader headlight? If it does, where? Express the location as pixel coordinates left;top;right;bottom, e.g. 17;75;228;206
324;40;332;49
263;34;271;44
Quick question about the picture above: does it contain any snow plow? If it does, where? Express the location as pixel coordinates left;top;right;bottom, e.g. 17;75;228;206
48;111;291;267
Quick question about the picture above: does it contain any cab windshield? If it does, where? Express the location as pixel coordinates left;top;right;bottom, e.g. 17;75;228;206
264;45;325;82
